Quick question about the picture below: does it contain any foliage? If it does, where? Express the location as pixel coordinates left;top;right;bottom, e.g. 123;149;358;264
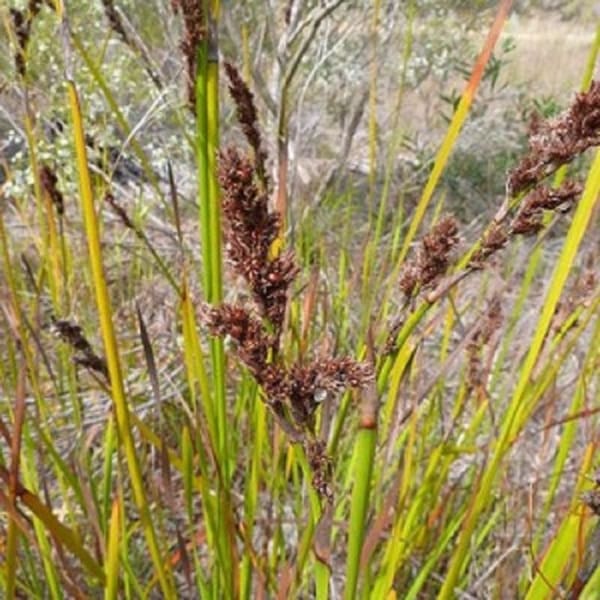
0;1;599;599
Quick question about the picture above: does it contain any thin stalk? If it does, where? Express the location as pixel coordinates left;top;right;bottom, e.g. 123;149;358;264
206;27;228;476
104;498;121;600
366;0;381;217
344;363;378;599
241;383;265;599
344;425;377;599
196;3;237;595
5;365;26;600
64;45;175;600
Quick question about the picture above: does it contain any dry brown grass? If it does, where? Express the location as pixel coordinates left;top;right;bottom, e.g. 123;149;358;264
502;14;597;96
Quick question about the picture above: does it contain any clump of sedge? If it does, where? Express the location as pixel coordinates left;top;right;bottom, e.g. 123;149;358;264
391;83;600;355
204;62;373;502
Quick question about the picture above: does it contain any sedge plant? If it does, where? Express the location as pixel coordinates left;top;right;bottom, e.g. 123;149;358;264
0;2;599;599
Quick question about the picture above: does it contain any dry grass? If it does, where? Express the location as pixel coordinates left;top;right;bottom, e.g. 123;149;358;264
502;14;597;96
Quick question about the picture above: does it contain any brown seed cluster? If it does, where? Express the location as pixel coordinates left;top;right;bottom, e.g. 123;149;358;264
307;439;334;504
399;216;460;298
287;359;374;428
205;304;274;375
101;0;129;42
470;85;600;271
218;147;298;332
39;165;64;217
171;0;206;111
508;81;600;195
469;223;509;269
466;296;503;391
223;61;269;190
204;61;374;500
510;181;582;236
468;179;581;271
390;84;599;370
10;1;48;77
51;317;108;380
204;305;373;435
105;191;135;230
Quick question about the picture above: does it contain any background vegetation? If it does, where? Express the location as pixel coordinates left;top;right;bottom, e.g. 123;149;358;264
0;0;599;598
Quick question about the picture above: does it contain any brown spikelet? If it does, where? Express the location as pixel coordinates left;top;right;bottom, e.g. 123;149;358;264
203;301;374;441
466;296;503;391
286;359;373;429
39;165;64;217
204;304;273;374
10;9;28;77
105;192;135;230
218;148;278;255
306;439;334;505
101;0;129;41
218;147;297;332
510;181;583;236
171;0;206;111
400;216;460;298
469;223;509;269
51;317;108;380
223;61;269;191
10;1;48;77
508;81;600;194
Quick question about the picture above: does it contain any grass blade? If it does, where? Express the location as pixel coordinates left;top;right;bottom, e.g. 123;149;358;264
63;16;175;594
